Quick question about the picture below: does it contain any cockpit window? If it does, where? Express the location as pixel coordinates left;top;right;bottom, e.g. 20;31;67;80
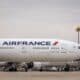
78;46;80;49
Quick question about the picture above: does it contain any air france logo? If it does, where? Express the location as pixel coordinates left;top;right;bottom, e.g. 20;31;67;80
53;41;59;45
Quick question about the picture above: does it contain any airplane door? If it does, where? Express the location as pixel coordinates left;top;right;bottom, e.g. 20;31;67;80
20;46;32;62
21;46;27;53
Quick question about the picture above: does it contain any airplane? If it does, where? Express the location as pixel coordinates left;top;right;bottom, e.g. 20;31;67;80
0;38;79;71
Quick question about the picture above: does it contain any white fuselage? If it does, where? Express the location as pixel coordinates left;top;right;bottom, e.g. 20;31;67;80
0;39;79;62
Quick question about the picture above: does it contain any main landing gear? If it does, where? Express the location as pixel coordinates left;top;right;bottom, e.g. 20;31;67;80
4;62;17;71
3;62;34;72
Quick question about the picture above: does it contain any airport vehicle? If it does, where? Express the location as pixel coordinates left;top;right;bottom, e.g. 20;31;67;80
32;61;80;71
32;62;58;71
0;39;79;71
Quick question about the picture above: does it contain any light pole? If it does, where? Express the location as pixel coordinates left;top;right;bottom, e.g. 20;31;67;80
76;26;80;44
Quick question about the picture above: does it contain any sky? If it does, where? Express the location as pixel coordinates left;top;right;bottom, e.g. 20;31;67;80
0;0;80;42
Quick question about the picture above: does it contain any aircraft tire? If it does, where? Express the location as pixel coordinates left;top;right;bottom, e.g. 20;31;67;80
64;64;70;71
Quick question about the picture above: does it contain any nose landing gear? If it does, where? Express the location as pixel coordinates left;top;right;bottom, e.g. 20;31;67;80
64;64;70;71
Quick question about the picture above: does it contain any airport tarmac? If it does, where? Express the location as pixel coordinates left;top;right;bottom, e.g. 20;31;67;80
0;72;80;80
